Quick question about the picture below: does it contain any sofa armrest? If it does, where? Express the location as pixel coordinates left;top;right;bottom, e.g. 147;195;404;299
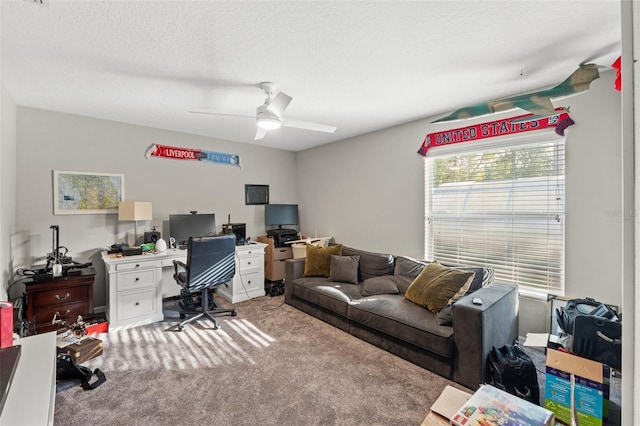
284;258;306;283
452;284;519;390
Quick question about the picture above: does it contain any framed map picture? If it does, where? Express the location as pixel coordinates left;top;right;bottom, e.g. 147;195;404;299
53;170;125;215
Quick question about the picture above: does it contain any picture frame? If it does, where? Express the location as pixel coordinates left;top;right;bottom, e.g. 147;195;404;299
245;184;269;205
53;170;125;215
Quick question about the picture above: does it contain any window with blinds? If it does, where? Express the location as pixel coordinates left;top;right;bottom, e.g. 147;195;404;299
424;134;565;296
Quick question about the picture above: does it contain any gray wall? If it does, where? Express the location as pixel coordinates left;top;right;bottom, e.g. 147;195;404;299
14;108;298;307
1;82;17;300
296;70;624;335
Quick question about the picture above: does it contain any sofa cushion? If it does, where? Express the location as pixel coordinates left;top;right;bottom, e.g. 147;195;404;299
361;276;399;296
342;246;394;281
329;255;359;284
394;256;428;294
404;262;475;313
288;277;362;317
395;256;493;297
348;295;453;358
304;244;343;277
447;265;494;294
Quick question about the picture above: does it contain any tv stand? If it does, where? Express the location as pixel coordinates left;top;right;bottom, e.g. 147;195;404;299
267;228;297;248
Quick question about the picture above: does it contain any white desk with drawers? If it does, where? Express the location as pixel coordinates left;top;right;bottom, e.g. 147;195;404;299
101;242;266;330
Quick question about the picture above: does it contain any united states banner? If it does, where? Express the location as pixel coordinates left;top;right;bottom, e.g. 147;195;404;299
417;109;573;157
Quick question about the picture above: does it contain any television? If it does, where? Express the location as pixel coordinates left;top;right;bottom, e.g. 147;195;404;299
169;213;216;247
265;204;299;229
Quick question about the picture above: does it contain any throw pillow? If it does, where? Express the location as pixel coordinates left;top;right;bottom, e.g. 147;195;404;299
342;246;395;281
444;264;495;296
404;261;475;313
304;244;343;278
435;304;454;326
329;255;360;284
361;276;400;296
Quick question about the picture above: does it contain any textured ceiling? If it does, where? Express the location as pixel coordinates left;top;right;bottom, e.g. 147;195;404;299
1;1;621;152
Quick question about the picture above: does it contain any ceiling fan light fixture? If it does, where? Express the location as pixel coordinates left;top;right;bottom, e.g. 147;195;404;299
257;116;281;130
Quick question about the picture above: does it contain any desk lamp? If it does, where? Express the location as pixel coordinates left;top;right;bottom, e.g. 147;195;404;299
118;201;153;246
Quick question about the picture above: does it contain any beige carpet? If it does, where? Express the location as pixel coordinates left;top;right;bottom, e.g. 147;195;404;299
54;295;463;425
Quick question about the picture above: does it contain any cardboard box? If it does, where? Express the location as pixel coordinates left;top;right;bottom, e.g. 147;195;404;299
451;384;554;426
421;385;471;426
544;348;610;426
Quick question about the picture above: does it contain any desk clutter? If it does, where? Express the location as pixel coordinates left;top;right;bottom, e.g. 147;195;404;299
55;318;107;391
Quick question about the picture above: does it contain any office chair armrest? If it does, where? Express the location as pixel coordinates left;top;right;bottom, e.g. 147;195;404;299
173;259;187;276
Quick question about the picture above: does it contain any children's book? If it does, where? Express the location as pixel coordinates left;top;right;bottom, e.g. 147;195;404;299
450;384;554;426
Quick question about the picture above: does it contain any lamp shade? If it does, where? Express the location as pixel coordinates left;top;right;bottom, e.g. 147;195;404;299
118;201;153;221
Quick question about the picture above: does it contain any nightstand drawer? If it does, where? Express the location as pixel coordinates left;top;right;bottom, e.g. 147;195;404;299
273;247;292;261
116;288;157;321
32;286;89;309
34;300;90;326
117;269;156;291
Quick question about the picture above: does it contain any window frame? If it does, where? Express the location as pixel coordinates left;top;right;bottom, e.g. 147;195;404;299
424;130;565;297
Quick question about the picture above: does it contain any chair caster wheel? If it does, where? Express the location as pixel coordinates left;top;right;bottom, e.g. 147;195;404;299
231;311;238;317
179;313;185;319
178;325;184;331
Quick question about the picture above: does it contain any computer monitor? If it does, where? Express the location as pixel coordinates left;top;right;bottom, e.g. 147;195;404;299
169;213;216;247
265;204;299;229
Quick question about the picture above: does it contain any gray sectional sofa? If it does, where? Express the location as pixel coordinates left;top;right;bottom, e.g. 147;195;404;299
284;245;519;390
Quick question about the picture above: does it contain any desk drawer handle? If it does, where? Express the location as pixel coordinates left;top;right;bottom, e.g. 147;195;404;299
135;264;140;268
247;261;251;265
135;302;140;306
135;277;140;282
58;309;71;317
55;293;70;300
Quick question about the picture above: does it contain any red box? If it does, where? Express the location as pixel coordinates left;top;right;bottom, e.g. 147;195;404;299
0;302;13;348
85;320;108;335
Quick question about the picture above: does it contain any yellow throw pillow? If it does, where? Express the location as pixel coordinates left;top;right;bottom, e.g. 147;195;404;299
303;244;343;278
404;261;475;313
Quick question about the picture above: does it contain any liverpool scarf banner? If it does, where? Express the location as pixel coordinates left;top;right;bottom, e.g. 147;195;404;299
417;109;573;157
145;143;241;167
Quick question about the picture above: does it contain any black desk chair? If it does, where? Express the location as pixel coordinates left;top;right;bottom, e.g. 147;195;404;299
173;234;237;331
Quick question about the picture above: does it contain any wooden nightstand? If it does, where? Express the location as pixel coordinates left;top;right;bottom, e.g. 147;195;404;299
25;271;95;333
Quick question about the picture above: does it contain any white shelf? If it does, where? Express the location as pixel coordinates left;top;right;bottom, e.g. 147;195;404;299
1;332;56;426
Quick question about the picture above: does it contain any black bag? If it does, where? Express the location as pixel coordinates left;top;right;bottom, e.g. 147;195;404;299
487;344;540;405
572;315;622;370
56;353;106;390
555;298;602;335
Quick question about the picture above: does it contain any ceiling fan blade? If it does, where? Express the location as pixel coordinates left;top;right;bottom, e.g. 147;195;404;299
282;117;337;133
189;110;254;119
266;91;293;117
255;127;269;140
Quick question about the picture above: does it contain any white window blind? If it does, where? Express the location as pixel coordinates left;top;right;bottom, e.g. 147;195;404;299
424;134;565;295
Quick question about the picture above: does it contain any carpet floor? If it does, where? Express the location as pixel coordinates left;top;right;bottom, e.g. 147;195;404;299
54;294;622;425
54;295;463;425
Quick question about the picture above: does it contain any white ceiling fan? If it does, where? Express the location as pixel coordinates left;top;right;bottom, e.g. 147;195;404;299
190;82;337;140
